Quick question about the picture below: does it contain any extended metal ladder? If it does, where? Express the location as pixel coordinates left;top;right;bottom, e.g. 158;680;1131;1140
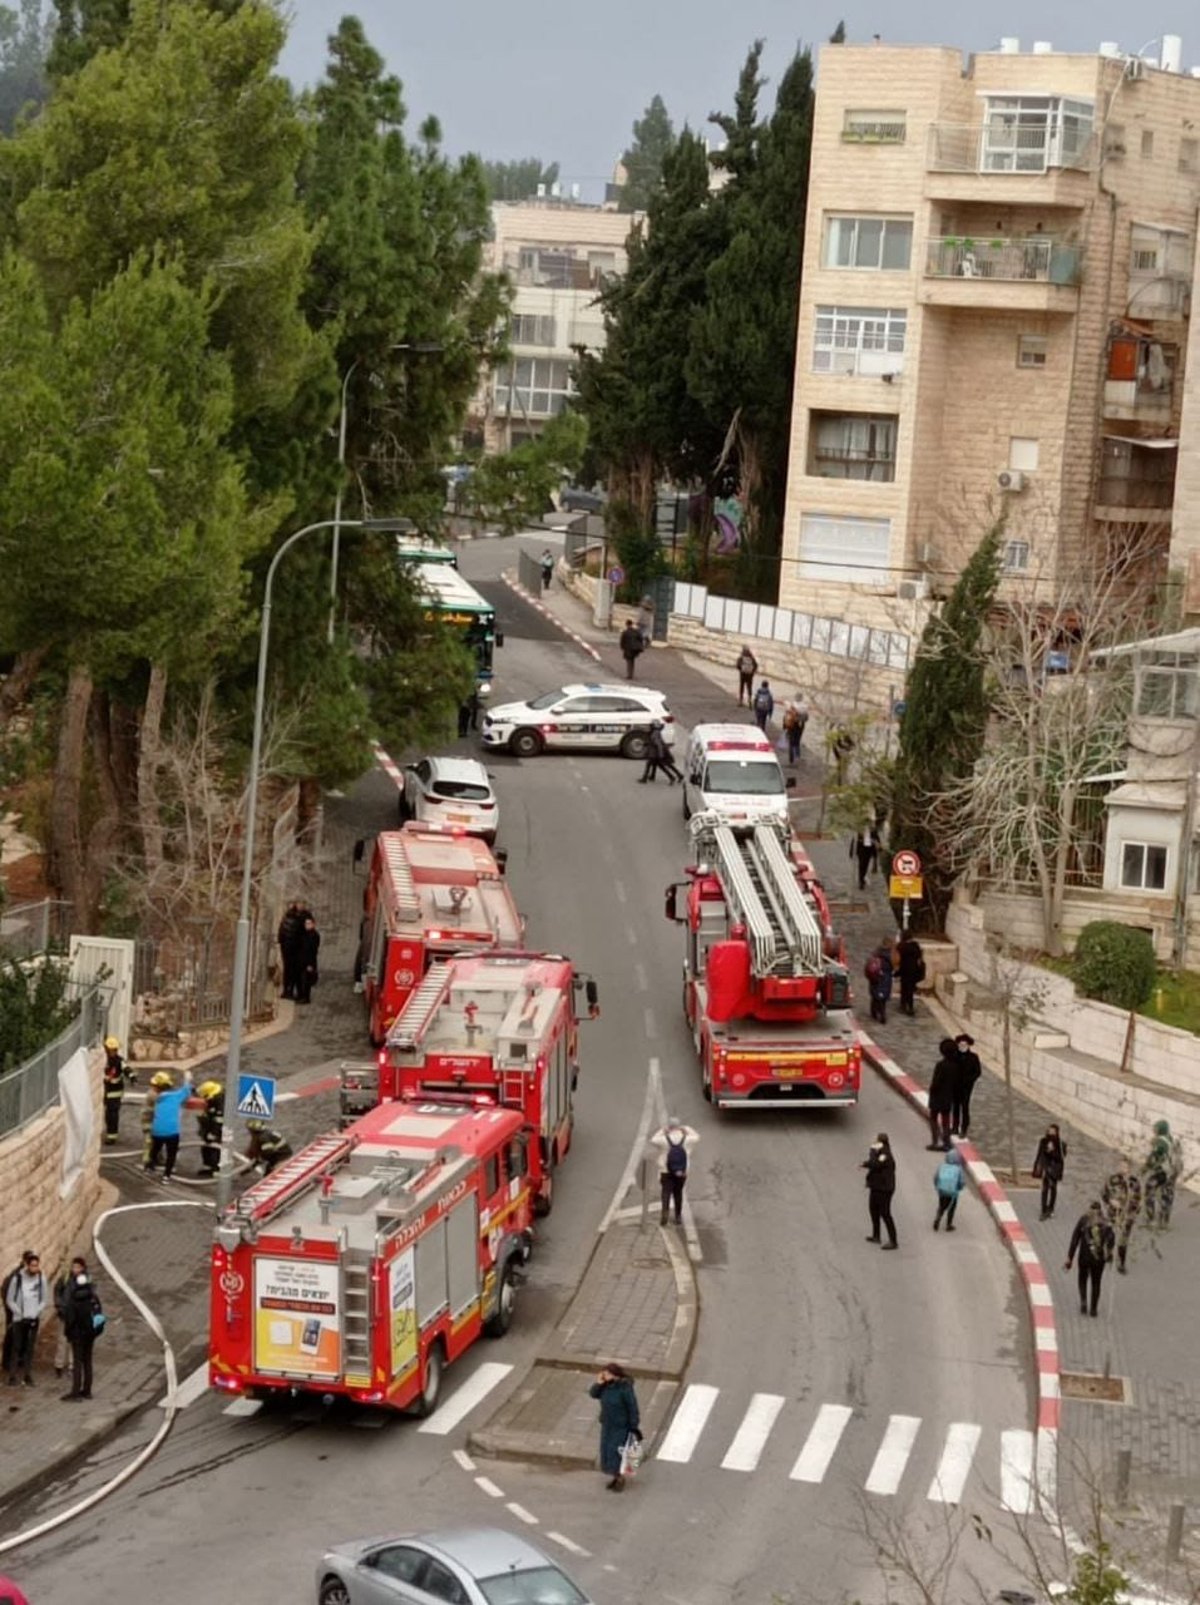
386;960;453;1051
703;818;824;978
233;1131;355;1227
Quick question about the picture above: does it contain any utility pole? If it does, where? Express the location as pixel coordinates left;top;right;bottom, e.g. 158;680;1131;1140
1170;667;1200;968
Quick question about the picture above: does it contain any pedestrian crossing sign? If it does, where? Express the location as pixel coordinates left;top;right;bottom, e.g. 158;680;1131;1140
236;1074;276;1120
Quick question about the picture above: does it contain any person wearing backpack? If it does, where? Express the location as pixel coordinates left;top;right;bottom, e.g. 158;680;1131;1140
863;940;894;1024
62;1257;103;1401
735;645;758;705
933;1149;965;1231
782;696;808;764
651;1120;698;1226
752;680;774;731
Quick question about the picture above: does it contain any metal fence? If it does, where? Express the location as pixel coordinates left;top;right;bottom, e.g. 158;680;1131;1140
0;900;73;962
0;985;104;1138
133;923;273;1035
671;581;912;671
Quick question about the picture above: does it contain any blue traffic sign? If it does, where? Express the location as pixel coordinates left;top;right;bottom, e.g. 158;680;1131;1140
608;566;625;585
235;1073;276;1120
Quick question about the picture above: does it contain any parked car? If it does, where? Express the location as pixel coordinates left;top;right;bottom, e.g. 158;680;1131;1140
481;683;675;759
315;1525;593;1605
559;485;606;514
401;756;499;843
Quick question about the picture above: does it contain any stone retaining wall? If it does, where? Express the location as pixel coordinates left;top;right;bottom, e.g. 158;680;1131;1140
0;1043;105;1281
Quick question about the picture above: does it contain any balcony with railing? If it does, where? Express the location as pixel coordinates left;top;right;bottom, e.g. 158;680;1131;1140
1094;438;1178;522
1104;336;1176;425
926;118;1096;203
920;235;1082;311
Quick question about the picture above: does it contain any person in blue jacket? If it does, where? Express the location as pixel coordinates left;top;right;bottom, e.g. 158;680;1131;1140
588;1364;641;1492
933;1147;966;1231
144;1071;193;1183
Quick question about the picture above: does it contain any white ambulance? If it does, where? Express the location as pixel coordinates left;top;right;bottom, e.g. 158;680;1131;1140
681;724;795;828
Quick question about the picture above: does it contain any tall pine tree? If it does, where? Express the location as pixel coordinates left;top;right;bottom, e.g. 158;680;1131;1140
618;95;674;211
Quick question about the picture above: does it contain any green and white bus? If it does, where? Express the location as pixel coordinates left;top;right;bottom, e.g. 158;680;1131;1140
411;559;503;695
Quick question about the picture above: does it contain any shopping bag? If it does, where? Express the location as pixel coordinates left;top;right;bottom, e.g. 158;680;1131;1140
619;1432;643;1477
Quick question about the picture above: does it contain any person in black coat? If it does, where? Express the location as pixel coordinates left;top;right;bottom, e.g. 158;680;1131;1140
638;722;681;785
926;1040;958;1151
62;1257;102;1401
862;1133;898;1249
296;916;320;1005
895;935;924;1017
1064;1201;1115;1317
619;621;644;682
952;1034;982;1137
588;1364;641;1491
1032;1124;1067;1219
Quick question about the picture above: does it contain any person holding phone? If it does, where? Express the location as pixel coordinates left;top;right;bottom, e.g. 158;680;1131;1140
588;1364;641;1492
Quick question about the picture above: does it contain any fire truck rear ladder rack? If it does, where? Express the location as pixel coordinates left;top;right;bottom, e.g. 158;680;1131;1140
231;1132;356;1228
381;833;424;925
710;821;824;977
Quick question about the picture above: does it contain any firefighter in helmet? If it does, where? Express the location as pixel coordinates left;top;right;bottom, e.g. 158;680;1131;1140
102;1037;131;1145
244;1120;293;1176
196;1080;224;1177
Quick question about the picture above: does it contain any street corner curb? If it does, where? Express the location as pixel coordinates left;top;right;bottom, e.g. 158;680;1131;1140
859;1032;1061;1457
501;572;603;663
371;739;405;791
657;1220;700;1382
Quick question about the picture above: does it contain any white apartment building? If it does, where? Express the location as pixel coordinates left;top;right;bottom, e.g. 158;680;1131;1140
474;200;633;453
780;36;1200;624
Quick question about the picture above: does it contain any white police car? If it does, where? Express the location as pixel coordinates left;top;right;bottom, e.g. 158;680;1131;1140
481;683;676;759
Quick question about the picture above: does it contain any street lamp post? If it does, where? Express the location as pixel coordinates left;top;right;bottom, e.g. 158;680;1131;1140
327;343;445;647
217;515;407;1214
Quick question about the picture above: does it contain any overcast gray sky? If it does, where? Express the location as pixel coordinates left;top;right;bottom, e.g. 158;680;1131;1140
280;3;1192;196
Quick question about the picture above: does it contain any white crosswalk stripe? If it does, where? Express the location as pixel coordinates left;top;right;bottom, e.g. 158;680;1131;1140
417;1361;513;1436
656;1383;720;1463
721;1392;786;1473
648;1384;1029;1511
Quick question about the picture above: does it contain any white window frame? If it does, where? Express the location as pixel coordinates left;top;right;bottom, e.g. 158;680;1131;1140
1119;840;1168;892
493;356;576;418
823;215;913;272
510;313;557;347
980;95;1094;173
1003;540;1031;572
812;306;907;375
1016;334;1048;369
809;412;898;482
797;514;891;584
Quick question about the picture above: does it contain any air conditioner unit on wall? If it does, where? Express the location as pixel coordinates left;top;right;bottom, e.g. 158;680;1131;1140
997;469;1026;492
897;577;929;601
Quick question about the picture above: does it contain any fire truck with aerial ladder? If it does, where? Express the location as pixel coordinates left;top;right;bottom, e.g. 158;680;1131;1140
209;1099;533;1417
341;950;599;1216
665;811;860;1110
356;823;524;1045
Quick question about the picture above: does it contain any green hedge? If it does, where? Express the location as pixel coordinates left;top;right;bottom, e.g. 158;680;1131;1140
1073;921;1157;1012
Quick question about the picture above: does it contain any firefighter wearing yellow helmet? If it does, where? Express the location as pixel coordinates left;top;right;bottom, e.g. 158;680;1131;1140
102;1037;132;1145
196;1080;225;1177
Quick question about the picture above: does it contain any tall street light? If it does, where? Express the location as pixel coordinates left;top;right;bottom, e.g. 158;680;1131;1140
218;515;409;1212
328;342;445;645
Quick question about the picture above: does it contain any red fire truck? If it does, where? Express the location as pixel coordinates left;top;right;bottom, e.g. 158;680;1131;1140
209;1100;533;1416
666;812;860;1110
357;823;524;1045
343;950;598;1215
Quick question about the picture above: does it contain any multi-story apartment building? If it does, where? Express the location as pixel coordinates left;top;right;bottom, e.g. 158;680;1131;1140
780;37;1200;621
474;199;633;453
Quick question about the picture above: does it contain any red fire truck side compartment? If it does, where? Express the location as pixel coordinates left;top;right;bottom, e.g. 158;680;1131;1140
209;1101;533;1414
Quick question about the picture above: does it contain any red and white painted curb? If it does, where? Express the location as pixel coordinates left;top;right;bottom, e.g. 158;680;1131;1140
502;571;603;664
859;1032;1059;1510
371;740;406;791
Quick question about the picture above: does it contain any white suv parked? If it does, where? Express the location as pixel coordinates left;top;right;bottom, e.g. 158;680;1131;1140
481;683;676;759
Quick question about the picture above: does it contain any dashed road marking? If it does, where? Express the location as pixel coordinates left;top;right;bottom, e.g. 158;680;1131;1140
221;1397;262;1418
475;1476;505;1499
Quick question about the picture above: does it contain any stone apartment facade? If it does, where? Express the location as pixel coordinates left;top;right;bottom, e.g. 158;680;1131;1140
473;200;634;454
780;37;1200;620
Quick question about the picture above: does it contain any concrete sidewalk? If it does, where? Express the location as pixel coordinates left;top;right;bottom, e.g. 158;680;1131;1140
806;834;1200;1562
470;1216;697;1468
0;1179;212;1521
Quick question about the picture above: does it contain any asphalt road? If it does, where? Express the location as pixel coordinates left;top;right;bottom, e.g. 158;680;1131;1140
9;532;1033;1605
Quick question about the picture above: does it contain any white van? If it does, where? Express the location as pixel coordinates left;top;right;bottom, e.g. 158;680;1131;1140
681;723;796;827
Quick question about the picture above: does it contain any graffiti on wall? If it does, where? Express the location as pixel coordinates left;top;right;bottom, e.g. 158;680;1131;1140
713;495;743;555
